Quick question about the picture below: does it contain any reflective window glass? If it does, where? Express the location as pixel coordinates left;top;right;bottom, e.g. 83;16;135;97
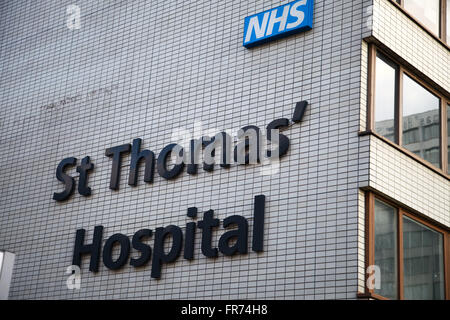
447;104;450;173
403;0;440;35
0;251;3;275
447;0;450;43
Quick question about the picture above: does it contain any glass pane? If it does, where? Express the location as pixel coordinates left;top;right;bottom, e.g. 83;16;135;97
448;104;450;174
0;251;3;274
447;0;450;43
402;74;441;168
403;217;445;300
374;55;397;143
424;147;440;165
423;124;440;140
403;0;440;35
374;199;398;299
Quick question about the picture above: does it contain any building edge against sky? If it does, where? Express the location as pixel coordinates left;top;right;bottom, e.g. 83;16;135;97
0;0;448;300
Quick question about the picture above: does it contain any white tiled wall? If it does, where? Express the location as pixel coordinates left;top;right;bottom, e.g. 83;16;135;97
0;0;371;299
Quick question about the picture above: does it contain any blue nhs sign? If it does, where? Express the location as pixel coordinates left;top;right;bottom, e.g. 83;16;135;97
243;0;314;48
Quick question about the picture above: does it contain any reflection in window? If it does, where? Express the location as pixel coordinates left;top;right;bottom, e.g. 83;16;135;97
403;0;440;35
448;104;450;174
402;74;441;167
374;55;397;143
403;217;445;300
411;150;421;157
374;199;397;299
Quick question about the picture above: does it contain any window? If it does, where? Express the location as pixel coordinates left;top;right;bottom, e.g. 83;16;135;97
447;0;450;43
365;194;450;300
445;0;450;44
403;128;420;145
403;216;445;299
0;250;16;300
0;251;3;275
394;0;449;45
448;104;450;174
402;74;441;167
424;147;441;167
368;47;450;176
374;200;398;299
374;55;397;143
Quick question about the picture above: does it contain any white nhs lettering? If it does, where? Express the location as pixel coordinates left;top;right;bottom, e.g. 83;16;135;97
244;0;313;46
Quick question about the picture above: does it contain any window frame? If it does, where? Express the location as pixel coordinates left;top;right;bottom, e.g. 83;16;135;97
362;192;450;300
392;0;449;47
0;251;3;278
366;44;450;178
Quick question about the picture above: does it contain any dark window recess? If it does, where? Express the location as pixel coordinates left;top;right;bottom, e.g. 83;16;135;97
402;74;441;167
403;128;420;145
